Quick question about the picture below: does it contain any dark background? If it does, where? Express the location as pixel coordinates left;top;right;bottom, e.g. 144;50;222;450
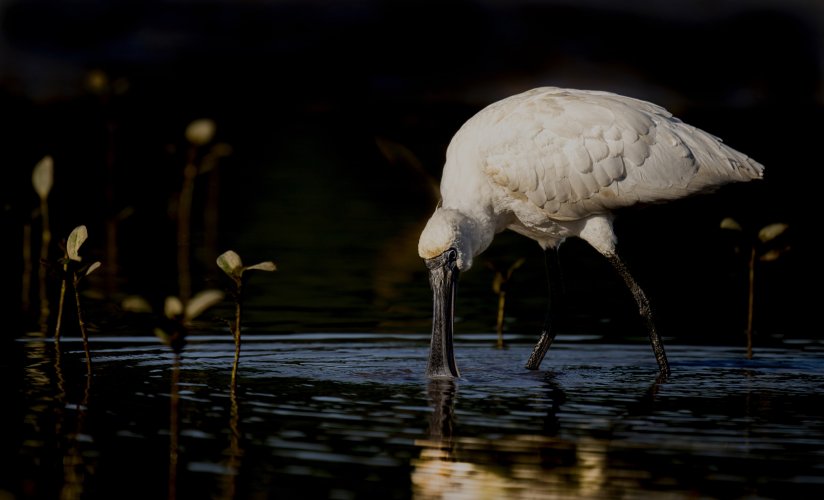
1;0;821;345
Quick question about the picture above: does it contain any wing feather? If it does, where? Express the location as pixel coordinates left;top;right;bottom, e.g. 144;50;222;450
584;137;609;164
564;139;592;174
474;87;762;220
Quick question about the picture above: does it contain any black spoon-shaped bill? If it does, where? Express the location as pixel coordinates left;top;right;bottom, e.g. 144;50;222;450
425;248;460;378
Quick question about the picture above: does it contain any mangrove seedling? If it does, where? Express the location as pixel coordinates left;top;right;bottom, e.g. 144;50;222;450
177;118;233;305
720;217;790;359
147;288;223;500
154;289;225;354
54;225;101;366
198;141;232;270
217;250;276;384
32;156;54;331
178;119;215;303
487;257;526;348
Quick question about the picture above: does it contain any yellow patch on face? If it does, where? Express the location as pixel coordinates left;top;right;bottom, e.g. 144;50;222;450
417;207;480;270
418;209;458;259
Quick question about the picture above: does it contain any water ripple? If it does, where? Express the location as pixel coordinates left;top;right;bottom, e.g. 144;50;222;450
10;334;824;498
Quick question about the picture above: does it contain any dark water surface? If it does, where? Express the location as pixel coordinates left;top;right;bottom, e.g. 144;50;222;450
7;333;824;499
2;2;821;498
5;71;817;500
3;85;818;500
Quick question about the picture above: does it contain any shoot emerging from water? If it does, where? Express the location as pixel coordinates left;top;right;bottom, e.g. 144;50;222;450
720;218;790;359
55;225;101;367
217;250;276;385
487;257;526;349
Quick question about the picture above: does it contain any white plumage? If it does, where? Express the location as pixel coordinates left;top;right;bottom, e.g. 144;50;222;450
419;86;764;378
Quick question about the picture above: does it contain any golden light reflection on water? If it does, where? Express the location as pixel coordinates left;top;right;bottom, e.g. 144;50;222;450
14;337;824;498
21;338;96;500
412;436;612;499
412;445;509;499
411;379;611;499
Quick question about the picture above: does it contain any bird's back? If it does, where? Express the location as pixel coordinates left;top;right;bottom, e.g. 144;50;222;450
441;87;764;221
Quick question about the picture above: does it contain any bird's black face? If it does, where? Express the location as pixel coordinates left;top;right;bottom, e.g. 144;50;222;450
425;247;460;378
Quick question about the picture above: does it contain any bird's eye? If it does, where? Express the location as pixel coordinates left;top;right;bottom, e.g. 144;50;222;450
446;248;458;262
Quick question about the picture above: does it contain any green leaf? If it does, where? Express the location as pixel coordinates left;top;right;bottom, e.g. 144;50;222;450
66;225;88;262
164;296;184;320
758;223;789;243
185;118;216;146
199;143;234;174
185;289;225;321
154;327;171;345
492;273;503;294
759;245;790;262
245;261;277;273
720;217;742;231
759;250;782;262
122;295;153;313
217;250;243;278
84;261;102;277
507;258;526;278
32;156;54;200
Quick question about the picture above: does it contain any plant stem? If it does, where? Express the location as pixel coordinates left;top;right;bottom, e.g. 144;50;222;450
38;199;51;333
746;246;756;360
55;278;67;343
74;274;93;367
204;167;220;272
22;223;32;314
496;291;506;349
177;149;198;305
231;282;243;387
54;256;69;342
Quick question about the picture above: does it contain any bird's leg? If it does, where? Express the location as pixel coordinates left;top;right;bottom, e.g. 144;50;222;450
604;252;671;376
526;247;561;370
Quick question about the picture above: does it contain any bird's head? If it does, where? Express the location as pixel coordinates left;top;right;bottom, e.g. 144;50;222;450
418;208;480;271
418;207;488;378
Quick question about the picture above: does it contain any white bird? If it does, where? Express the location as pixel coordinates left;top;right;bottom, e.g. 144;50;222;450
418;86;764;378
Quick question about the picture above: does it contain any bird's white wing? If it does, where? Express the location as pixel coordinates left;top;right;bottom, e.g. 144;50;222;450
475;88;762;220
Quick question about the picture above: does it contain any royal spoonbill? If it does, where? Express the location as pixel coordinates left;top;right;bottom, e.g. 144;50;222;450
418;87;764;378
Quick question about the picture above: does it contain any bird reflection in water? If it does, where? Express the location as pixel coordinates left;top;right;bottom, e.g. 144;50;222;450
411;378;465;498
409;377;580;498
411;372;672;498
